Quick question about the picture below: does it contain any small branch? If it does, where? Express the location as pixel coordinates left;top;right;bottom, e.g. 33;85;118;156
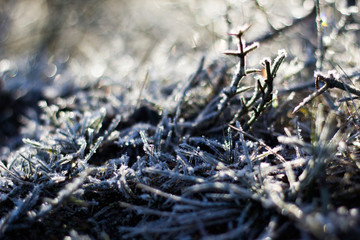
224;4;233;50
244;50;286;130
315;0;325;71
173;56;205;134
191;25;258;129
136;183;225;207
292;70;360;113
317;73;360;96
227;123;286;163
218;25;258;115
292;83;329;114
136;70;150;109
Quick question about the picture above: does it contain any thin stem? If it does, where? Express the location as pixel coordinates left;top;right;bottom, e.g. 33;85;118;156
315;0;325;71
191;25;258;129
292;83;329;114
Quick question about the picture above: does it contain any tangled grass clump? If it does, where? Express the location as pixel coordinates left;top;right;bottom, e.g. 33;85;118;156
1;1;360;239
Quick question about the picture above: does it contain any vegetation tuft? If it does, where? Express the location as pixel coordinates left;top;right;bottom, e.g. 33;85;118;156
1;0;360;239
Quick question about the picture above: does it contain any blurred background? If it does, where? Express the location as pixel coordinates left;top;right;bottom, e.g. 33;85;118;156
0;0;358;150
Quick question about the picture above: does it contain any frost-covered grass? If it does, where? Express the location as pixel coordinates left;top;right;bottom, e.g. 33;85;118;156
1;1;360;239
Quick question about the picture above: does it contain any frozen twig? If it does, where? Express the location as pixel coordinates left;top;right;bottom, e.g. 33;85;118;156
190;25;258;129
174;56;205;134
244;50;286;130
293;71;360;113
315;0;325;70
227;123;286;163
136;183;228;207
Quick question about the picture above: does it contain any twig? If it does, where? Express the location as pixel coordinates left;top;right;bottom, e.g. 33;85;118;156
189;25;258;130
293;69;360;113
336;65;360;122
183;181;255;200
174;56;205;133
94;201;173;219
224;3;233;49
292;83;329;114
219;25;258;113
244;50;286;130
227;123;286;163
315;0;325;70
136;70;150;109
143;167;205;183
316;71;360;96
136;183;227;207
